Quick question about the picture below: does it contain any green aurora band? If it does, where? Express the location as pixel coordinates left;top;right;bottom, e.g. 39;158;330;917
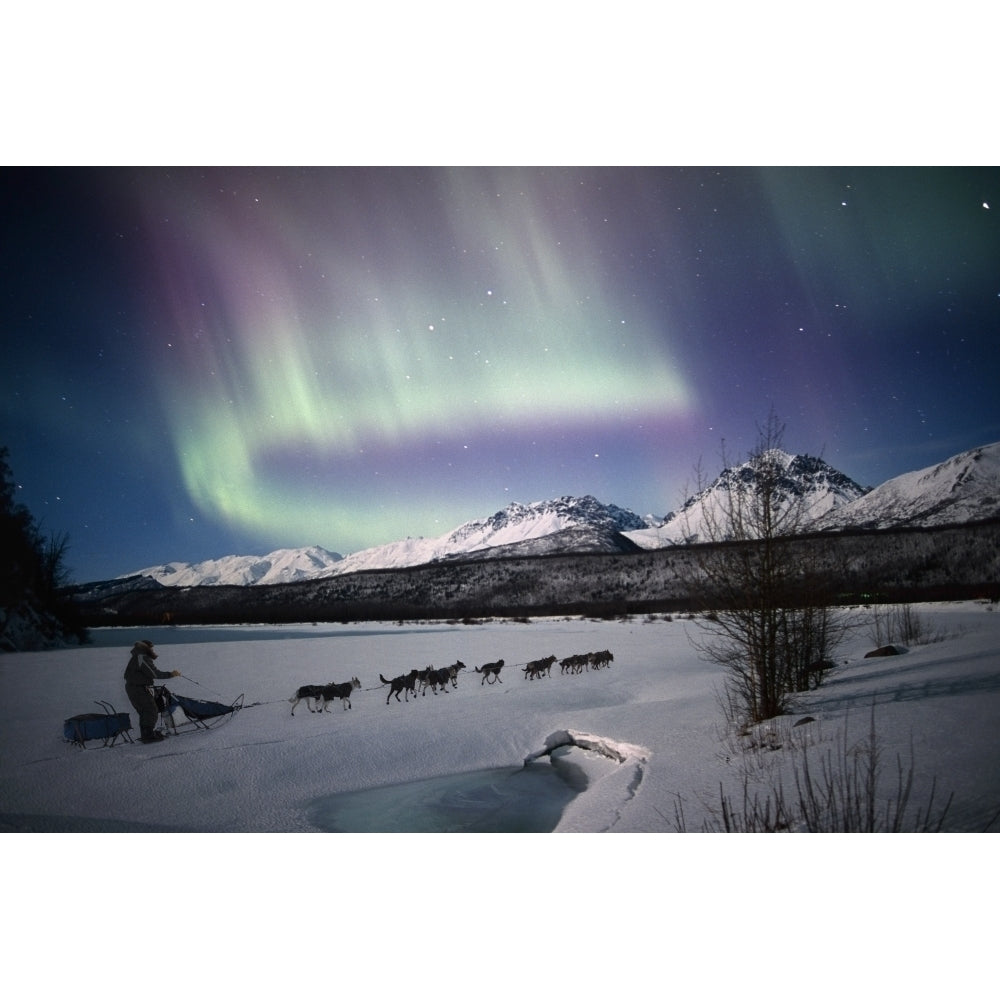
139;169;693;550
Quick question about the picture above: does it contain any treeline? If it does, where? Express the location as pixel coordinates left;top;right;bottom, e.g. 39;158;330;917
1;446;87;650
67;519;1000;628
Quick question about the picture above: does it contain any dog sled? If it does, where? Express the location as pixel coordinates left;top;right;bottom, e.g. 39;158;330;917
63;701;134;749
154;686;244;736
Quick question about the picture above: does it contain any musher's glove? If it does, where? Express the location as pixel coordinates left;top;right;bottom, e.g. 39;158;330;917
171;670;181;677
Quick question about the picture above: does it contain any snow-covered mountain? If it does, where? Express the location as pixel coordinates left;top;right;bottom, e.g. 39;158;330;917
626;452;869;547
116;443;1000;588
322;495;647;576
127;545;344;588
121;497;645;586
813;441;1000;532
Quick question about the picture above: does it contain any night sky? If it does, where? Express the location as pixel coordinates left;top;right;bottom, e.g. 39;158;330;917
3;166;998;583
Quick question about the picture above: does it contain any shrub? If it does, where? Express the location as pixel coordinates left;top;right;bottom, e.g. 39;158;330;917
673;708;955;832
867;603;931;647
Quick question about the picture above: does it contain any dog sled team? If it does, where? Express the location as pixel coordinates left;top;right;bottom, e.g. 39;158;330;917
559;649;614;674
379;661;466;704
522;649;614;678
289;649;613;714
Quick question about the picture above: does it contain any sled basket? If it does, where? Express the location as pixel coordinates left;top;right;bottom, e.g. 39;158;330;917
155;687;244;734
64;701;134;749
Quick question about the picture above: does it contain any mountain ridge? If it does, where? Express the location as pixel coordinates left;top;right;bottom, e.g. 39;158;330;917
115;442;1000;588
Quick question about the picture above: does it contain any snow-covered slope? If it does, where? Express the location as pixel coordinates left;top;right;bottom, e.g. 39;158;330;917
814;442;1000;532
447;495;646;547
627;452;868;547
128;545;343;587
115;443;1000;587
328;495;647;575
3;602;999;836
121;497;646;585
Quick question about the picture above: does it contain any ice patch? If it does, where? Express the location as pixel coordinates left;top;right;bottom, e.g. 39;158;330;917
306;763;579;832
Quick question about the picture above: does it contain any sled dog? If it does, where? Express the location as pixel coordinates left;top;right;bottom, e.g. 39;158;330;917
475;659;504;684
380;669;419;705
289;684;327;716
321;677;362;711
523;655;557;679
448;660;467;687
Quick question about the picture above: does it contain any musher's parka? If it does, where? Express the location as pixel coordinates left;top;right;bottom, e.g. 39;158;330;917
124;640;179;741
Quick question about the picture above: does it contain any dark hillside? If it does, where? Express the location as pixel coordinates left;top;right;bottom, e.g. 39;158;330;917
67;520;1000;626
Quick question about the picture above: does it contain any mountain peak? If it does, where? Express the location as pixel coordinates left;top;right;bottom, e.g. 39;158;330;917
815;441;1000;531
629;452;869;546
445;494;646;550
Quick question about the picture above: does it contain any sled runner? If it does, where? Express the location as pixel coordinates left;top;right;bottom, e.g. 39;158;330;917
154;686;244;735
63;701;134;749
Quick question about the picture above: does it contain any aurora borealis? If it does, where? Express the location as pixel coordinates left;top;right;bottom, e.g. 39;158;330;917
3;166;999;582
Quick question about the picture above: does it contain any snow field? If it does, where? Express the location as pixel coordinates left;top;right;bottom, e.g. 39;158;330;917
3;603;998;994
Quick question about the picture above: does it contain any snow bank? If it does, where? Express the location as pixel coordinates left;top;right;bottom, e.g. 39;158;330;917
521;729;650;831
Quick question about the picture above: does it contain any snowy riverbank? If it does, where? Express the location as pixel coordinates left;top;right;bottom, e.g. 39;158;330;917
3;604;1000;832
4;602;997;994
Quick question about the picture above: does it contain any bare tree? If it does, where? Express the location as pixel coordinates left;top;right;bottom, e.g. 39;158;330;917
39;529;72;601
682;412;847;726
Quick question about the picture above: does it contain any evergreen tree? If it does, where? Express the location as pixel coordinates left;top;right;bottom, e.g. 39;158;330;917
0;446;84;646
